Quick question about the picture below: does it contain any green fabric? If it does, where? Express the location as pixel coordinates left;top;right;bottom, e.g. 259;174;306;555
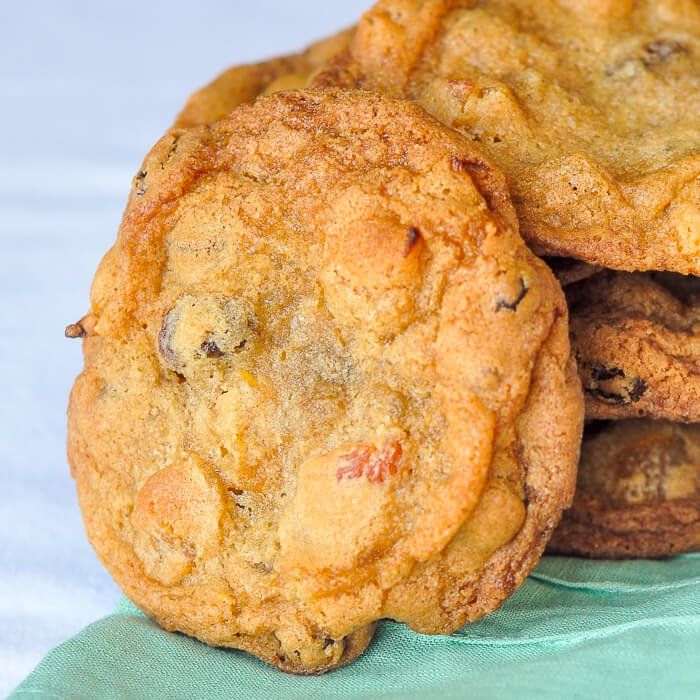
11;554;700;700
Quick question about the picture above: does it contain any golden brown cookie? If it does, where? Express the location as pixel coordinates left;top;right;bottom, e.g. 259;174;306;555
175;29;353;127
314;0;700;274
568;272;700;422
66;88;582;673
549;420;700;559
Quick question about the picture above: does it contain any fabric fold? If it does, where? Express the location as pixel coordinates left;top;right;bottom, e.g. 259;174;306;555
11;556;700;700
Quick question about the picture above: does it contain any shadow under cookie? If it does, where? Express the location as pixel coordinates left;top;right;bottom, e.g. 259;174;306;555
545;257;603;288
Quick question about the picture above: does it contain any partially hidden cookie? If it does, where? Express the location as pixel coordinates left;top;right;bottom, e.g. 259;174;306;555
175;29;353;127
67;89;582;673
549;420;700;559
569;271;700;422
314;0;700;274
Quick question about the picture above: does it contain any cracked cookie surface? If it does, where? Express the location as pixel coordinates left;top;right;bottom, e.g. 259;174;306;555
549;420;700;558
67;89;582;673
175;29;353;128
568;272;700;422
314;0;700;273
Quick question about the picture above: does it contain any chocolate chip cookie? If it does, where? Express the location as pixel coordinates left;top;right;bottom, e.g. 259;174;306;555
569;272;700;422
549;420;700;558
314;0;700;274
67;89;582;673
175;29;353;127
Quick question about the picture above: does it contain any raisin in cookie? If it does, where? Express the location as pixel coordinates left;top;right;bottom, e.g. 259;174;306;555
549;420;700;558
67;89;582;673
175;29;353;128
569;272;700;422
314;0;700;274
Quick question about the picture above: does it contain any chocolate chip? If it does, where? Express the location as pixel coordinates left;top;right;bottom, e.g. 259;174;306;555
158;294;257;372
404;227;422;256
200;340;224;358
628;377;649;403
585;364;649;406
590;365;625;382
608;40;686;78
644;40;685;65
134;170;147;196
64;322;86;339
495;278;529;311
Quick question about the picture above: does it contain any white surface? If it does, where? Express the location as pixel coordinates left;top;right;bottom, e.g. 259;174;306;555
0;2;368;694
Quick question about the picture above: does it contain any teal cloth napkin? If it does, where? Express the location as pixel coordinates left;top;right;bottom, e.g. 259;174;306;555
11;555;700;700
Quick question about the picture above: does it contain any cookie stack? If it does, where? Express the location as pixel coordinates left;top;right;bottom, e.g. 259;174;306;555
66;0;698;674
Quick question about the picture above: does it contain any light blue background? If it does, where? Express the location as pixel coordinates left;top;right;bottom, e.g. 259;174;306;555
0;2;369;694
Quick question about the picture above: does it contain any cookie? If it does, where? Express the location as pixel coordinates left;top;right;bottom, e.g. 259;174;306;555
66;89;582;673
568;272;700;422
175;29;353;127
314;0;700;274
549;420;700;559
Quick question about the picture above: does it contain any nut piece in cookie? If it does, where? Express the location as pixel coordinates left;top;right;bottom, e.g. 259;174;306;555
549;420;700;559
67;89;582;673
568;271;700;422
314;0;700;273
